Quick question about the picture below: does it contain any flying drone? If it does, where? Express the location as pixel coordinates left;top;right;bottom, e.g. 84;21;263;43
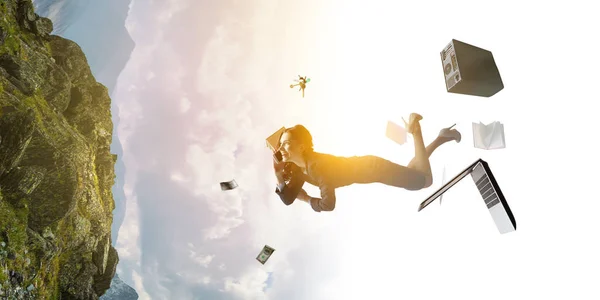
289;75;310;98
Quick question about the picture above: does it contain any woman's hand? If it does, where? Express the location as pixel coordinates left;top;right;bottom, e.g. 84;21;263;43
273;156;285;174
297;189;311;202
273;153;286;185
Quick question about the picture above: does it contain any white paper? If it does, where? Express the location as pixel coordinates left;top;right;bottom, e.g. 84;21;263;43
487;122;506;149
472;122;487;149
472;121;506;150
385;120;407;145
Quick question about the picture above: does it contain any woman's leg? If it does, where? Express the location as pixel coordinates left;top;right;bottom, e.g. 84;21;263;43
347;119;457;191
350;155;428;191
405;121;433;188
406;126;460;186
407;135;454;164
407;136;446;172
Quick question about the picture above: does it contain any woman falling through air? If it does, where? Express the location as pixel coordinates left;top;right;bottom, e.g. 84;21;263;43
272;113;461;212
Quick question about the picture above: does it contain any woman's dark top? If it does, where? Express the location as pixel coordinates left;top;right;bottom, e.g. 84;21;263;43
274;151;380;212
274;151;426;212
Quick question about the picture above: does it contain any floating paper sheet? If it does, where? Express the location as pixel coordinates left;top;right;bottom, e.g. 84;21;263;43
385;120;407;145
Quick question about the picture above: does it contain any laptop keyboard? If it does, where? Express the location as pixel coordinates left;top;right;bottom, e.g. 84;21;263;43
475;173;500;209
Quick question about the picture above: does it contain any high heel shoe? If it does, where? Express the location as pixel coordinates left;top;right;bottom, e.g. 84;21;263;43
438;123;461;143
401;113;423;134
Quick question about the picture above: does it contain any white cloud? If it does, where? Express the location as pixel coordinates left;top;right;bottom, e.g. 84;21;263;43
155;0;186;25
169;171;188;183
187;243;215;267
201;276;211;284
145;72;155;81
37;0;68;32
132;270;151;300
189;251;215;267
184;141;246;240
195;26;243;94
156;11;174;24
114;192;140;259
180;97;191;113
111;1;342;297
113;0;600;299
222;268;270;300
177;272;212;286
203;216;245;241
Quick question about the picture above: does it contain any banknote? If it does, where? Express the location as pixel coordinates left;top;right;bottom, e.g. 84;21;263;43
256;245;275;265
220;180;238;191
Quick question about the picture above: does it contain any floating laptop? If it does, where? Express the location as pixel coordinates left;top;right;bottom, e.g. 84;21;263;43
418;159;516;234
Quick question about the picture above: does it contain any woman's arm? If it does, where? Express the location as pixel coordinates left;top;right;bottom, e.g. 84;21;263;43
293;188;336;212
308;183;336;212
274;172;305;205
273;160;305;205
295;189;311;203
306;163;336;212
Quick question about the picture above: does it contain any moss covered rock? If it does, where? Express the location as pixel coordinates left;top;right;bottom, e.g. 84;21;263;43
1;0;119;298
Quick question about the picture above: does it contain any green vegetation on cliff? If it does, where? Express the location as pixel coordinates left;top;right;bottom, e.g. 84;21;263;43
1;0;119;298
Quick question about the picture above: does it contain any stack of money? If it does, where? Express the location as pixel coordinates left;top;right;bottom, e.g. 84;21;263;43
256;245;275;265
220;180;238;191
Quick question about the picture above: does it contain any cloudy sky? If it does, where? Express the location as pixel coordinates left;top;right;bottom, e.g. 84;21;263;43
110;0;600;299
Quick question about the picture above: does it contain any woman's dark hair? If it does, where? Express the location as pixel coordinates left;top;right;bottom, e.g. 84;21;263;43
281;125;313;182
283;125;314;151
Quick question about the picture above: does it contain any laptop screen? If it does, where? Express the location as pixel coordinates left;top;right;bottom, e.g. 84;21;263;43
418;160;480;211
418;159;517;234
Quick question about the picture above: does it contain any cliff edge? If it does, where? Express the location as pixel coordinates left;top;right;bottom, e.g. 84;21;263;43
0;0;118;298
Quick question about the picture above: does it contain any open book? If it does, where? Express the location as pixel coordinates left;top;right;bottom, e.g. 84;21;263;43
266;127;286;152
472;121;505;150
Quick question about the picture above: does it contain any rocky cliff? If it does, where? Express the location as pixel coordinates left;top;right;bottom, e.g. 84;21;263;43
30;1;138;298
98;274;138;300
31;0;90;36
0;0;118;298
32;0;135;95
32;0;134;248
